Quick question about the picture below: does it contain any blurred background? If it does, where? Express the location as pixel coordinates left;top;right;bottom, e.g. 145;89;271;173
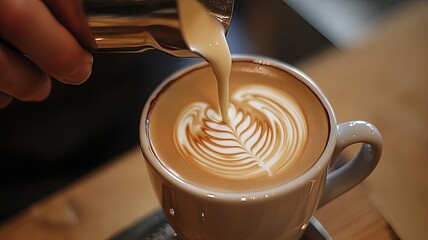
1;0;425;239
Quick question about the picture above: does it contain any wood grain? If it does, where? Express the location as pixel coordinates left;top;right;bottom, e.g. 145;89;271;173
299;2;428;239
0;149;159;240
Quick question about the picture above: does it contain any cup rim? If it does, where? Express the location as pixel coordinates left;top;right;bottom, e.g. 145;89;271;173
140;55;337;201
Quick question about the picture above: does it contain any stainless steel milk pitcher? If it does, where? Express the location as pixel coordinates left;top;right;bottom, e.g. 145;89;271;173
82;0;234;57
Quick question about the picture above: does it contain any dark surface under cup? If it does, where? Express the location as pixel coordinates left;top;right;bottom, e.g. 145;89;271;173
110;209;332;240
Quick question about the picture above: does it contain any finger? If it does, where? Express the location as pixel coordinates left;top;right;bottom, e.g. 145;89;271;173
43;0;97;50
0;0;93;85
0;41;52;101
0;92;13;109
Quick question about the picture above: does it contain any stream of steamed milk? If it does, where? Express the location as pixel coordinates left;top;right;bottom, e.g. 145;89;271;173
177;0;231;123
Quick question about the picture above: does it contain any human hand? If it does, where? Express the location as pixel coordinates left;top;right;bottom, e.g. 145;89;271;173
0;0;94;108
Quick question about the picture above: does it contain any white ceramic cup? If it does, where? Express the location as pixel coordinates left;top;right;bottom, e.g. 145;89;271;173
140;56;383;240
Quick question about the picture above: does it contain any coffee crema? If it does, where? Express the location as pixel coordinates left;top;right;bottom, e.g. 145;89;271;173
146;61;329;192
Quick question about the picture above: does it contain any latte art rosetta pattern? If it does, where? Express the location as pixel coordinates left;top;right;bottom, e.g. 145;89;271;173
174;86;308;180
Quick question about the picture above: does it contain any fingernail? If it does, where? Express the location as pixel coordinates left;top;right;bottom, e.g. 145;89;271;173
65;62;93;85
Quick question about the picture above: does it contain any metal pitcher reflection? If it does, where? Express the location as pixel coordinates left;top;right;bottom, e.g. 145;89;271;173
83;0;234;57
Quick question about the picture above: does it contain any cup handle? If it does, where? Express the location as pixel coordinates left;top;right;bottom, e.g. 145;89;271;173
318;121;383;207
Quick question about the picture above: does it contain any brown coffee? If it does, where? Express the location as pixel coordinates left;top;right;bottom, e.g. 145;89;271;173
145;60;329;192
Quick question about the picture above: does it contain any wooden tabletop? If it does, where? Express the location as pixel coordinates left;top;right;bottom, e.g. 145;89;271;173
299;2;428;239
1;2;427;240
0;148;392;240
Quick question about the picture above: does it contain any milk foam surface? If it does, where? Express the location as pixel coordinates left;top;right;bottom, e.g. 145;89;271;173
175;85;308;180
